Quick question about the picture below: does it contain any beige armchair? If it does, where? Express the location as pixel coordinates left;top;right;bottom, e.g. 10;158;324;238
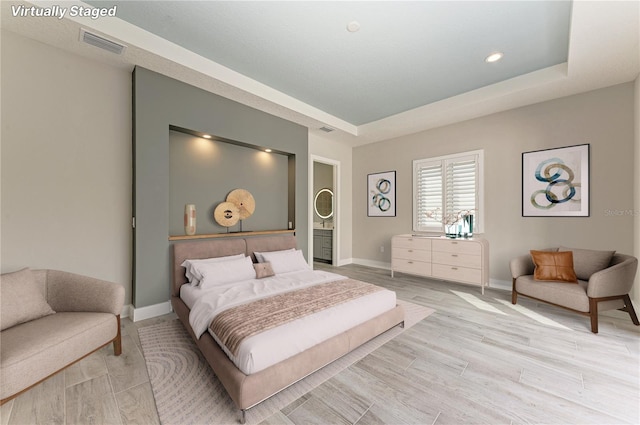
1;268;124;403
510;248;639;333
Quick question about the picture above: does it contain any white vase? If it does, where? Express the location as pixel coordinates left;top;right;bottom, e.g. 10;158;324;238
184;204;196;236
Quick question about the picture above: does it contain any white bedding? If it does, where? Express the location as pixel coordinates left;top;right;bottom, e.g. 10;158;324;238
184;269;397;375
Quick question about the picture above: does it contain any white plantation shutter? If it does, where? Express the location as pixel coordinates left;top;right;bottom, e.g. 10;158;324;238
413;151;483;233
444;156;477;220
414;161;442;230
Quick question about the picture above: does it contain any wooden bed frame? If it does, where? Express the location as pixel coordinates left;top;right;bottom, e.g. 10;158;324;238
171;234;405;423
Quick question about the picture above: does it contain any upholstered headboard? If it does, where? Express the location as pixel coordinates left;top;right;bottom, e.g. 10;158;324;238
171;234;298;296
172;238;246;296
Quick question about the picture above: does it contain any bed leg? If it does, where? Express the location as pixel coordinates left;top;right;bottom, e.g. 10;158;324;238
239;409;246;424
400;320;405;329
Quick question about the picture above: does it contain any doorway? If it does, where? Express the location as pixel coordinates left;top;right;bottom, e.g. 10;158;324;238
311;157;339;266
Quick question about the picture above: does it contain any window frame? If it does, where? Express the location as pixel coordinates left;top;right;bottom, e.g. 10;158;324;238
412;149;484;234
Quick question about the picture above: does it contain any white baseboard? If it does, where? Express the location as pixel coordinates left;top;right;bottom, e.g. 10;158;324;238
335;257;353;267
351;258;391;270
120;304;133;318
131;301;173;322
347;259;512;293
488;279;511;292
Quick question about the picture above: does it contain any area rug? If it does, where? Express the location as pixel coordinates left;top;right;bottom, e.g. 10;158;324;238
138;299;434;425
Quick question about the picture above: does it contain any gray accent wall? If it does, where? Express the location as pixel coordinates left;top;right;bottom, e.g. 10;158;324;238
133;67;308;308
168;130;290;235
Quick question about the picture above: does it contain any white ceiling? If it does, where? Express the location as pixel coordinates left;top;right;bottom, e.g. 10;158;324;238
2;1;639;147
85;0;572;126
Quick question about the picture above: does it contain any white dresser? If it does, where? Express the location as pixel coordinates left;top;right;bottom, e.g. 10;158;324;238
391;234;490;293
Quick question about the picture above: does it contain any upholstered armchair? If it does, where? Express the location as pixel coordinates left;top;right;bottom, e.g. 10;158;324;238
1;268;124;403
510;247;639;333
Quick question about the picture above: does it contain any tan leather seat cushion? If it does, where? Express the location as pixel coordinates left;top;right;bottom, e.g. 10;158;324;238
530;250;578;283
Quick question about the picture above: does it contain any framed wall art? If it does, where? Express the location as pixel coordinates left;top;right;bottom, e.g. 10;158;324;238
522;144;590;217
367;170;396;217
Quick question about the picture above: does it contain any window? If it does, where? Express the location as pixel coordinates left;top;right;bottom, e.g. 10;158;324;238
413;150;484;233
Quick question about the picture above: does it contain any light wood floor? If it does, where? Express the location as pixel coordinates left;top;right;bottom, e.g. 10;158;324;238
2;263;638;425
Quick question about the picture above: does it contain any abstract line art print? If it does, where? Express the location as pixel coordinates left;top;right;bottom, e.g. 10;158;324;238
367;171;396;217
522;144;590;217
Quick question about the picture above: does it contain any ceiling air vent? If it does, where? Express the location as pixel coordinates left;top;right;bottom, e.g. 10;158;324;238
319;126;335;133
79;28;126;55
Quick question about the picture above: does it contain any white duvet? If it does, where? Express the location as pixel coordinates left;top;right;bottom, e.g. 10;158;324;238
183;269;397;375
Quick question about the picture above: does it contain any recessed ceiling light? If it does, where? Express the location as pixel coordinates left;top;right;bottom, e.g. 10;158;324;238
485;52;504;63
202;134;212;139
347;21;361;33
265;148;272;153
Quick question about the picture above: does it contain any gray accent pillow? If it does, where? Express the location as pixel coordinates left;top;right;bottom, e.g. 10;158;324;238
1;268;55;331
253;262;275;279
558;247;615;281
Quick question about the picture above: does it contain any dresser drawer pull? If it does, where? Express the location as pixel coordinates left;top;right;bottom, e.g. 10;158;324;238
408;261;413;264
451;241;458;244
408;249;413;252
451;254;458;257
451;267;458;270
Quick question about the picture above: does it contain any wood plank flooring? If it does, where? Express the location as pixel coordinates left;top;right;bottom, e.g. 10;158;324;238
2;263;638;424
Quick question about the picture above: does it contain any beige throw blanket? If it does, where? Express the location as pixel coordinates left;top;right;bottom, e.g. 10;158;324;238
209;279;384;356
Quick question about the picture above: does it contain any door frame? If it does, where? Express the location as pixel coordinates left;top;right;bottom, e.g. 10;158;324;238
309;155;340;267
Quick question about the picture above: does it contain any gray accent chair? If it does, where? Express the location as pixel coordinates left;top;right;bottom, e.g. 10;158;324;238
1;269;124;403
510;248;639;333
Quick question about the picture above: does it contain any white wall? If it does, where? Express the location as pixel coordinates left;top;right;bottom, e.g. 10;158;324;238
1;31;132;304
634;75;640;306
353;83;636;293
309;132;353;264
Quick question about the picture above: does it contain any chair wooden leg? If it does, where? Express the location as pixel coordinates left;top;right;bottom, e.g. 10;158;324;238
622;294;640;326
589;298;599;333
113;315;122;356
511;279;518;304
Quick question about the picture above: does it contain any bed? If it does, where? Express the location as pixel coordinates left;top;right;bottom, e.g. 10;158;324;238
171;234;404;423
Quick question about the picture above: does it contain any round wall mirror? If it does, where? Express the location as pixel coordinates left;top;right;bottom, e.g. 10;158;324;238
314;188;334;219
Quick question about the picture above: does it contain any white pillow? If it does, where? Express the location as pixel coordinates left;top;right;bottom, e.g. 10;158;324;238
181;253;246;286
259;249;310;274
198;256;257;289
254;248;294;263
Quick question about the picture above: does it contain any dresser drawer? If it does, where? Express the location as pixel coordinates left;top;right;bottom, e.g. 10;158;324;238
392;259;431;276
432;263;482;285
432;239;481;255
432;251;481;268
393;247;431;262
392;234;489;293
392;236;432;251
